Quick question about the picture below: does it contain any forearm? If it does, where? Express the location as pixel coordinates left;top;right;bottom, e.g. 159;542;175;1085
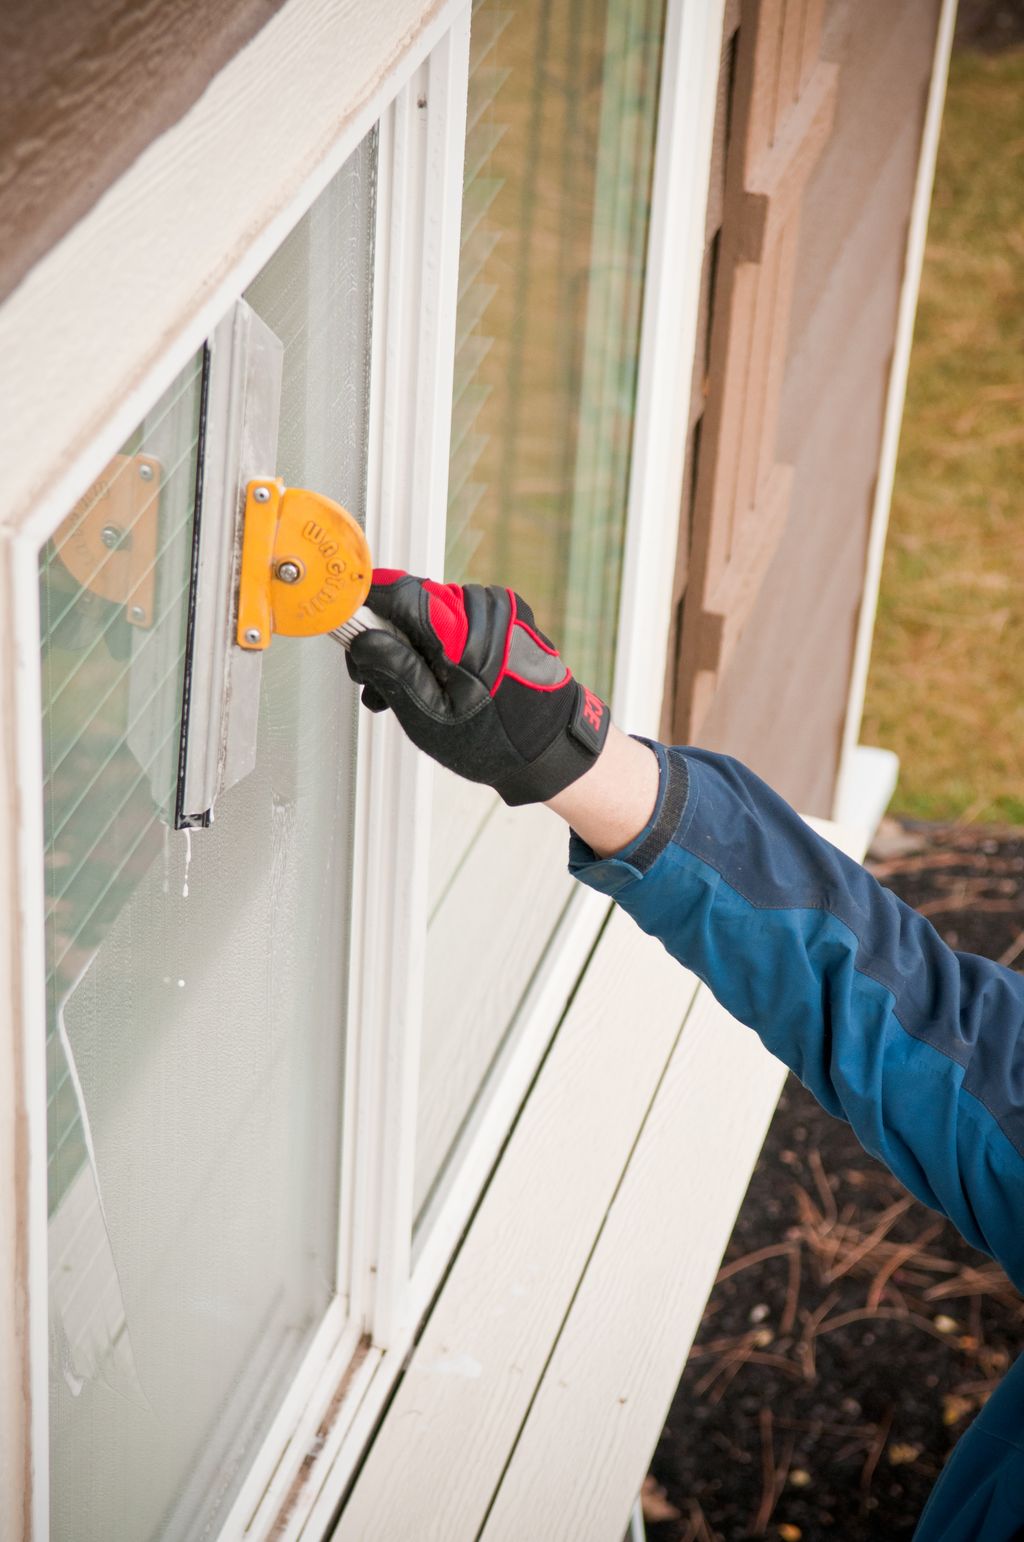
544;724;659;857
567;742;1024;1291
354;562;1024;1289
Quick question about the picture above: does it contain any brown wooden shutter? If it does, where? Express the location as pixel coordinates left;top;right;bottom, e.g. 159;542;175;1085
673;0;838;739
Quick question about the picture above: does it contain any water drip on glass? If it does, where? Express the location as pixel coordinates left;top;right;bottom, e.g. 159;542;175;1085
182;826;193;899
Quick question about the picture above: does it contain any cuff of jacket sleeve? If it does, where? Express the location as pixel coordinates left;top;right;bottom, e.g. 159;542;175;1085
568;740;691;896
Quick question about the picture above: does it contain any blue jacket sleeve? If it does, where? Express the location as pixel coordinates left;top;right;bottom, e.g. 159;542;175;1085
569;742;1024;1292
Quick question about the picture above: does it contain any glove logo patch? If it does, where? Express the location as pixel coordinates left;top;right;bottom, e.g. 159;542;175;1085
569;685;609;754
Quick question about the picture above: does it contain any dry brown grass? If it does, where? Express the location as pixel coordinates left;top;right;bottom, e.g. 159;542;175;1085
862;48;1024;824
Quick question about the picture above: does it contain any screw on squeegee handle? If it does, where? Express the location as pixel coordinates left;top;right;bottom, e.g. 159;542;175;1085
330;606;408;651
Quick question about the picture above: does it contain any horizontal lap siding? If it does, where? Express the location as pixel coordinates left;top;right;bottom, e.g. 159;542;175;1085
0;0;290;302
674;0;941;816
333;909;701;1541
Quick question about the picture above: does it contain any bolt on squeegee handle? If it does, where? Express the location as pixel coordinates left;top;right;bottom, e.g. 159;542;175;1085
330;606;408;651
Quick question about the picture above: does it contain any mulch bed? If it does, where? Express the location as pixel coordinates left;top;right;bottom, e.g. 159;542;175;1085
644;819;1024;1542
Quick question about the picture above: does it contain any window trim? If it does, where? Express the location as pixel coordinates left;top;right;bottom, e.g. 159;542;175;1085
338;11;473;1352
408;0;734;1319
611;0;736;736
0;4;467;1538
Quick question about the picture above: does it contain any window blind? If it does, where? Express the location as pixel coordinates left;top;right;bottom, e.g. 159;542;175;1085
41;357;203;1214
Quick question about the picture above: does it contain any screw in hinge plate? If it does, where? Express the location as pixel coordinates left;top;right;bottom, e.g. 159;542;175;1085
101;524;123;549
129;605;145;622
276;560;302;584
253;485;272;503
138;463;154;481
244;627;262;644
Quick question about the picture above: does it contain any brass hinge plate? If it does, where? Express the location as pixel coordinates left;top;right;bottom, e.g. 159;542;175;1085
55;453;161;626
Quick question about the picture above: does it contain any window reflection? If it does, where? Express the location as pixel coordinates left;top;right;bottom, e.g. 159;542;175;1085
448;0;666;694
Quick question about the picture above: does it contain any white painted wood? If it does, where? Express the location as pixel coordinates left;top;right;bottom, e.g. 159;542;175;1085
0;0;463;559
611;0;727;735
294;890;611;1537
339;10;471;1358
833;744;900;846
333;95;408;1348
330;805;876;1542
481;987;788;1542
833;0;958;821
427;766;498;915
3;537;52;1541
482;819;874;1541
0;548;27;1535
415;802;573;1220
0;547;23;1540
216;1302;358;1537
332;907;701;1542
412;0;728;1265
410;877;609;1285
296;804;879;1541
282;1343;386;1542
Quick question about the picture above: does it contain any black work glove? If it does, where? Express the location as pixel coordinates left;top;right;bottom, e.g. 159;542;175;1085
346;570;610;805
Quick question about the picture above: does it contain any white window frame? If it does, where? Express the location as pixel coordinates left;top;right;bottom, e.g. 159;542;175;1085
0;0;724;1535
401;0;731;1324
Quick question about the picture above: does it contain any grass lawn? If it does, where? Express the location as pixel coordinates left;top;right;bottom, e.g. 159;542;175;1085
861;46;1024;825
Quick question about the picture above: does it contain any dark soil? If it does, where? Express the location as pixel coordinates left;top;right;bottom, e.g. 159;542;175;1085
644;820;1024;1542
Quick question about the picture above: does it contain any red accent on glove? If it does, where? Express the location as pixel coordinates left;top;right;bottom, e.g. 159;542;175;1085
372;567;407;586
422;579;469;662
489;588;517;695
580;687;606;733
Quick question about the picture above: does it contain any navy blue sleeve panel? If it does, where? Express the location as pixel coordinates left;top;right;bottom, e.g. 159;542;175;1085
913;1352;1024;1541
569;743;1024;1294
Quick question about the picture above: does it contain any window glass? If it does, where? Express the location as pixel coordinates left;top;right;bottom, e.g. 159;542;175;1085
44;132;374;1542
446;0;665;691
415;0;666;1231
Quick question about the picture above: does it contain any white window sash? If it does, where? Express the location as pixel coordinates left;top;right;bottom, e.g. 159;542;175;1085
407;0;731;1333
176;16;477;1539
339;9;473;1352
611;0;730;735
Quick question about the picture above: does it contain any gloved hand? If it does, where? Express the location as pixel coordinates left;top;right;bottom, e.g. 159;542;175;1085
346;570;610;805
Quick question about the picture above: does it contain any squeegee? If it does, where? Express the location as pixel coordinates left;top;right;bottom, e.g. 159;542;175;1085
231;475;381;656
173;299;397;830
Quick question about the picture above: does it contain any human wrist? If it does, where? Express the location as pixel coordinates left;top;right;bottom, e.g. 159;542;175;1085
544;724;659;857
